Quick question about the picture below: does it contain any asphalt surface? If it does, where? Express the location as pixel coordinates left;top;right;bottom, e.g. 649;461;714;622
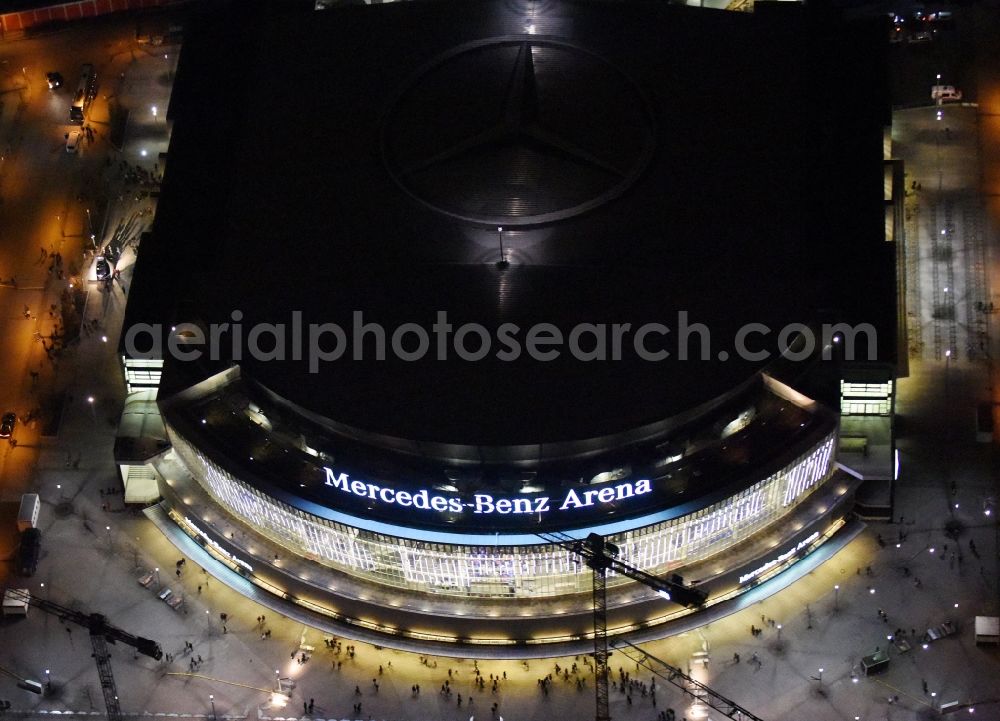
0;18;173;573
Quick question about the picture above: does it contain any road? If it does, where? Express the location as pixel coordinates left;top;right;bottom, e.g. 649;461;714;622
0;17;174;575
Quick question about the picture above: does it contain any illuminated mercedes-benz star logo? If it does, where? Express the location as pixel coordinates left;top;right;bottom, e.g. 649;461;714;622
381;37;656;227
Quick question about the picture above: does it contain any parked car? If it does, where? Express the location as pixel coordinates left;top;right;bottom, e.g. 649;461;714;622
96;256;112;281
46;71;63;89
16;528;41;577
102;243;121;266
0;412;15;438
65;129;82;153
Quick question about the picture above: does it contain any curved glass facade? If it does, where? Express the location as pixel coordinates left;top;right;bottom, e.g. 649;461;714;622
168;424;836;599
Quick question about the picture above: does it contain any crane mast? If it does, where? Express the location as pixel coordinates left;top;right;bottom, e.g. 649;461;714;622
538;531;719;721
4;589;161;721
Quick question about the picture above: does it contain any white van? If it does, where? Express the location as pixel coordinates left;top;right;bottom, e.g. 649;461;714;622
65;129;82;153
931;85;962;102
17;493;39;531
2;588;29;616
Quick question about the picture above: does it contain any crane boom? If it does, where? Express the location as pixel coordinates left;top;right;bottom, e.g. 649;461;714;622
614;639;766;721
6;589;162;660
537;531;708;721
4;589;162;721
539;532;708;607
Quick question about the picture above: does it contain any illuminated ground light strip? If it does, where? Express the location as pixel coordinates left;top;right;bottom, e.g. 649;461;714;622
165;500;845;647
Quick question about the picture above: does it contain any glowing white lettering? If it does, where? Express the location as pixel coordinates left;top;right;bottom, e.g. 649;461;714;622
322;468;654;518
184;516;254;573
739;532;820;585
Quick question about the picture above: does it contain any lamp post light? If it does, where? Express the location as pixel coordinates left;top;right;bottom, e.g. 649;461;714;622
85;208;96;250
104;525;112;551
205;609;211;636
834;585;840;612
209;694;216;721
87;396;96;420
496;226;506;266
45;669;51;692
776;624;782;642
154;567;160;585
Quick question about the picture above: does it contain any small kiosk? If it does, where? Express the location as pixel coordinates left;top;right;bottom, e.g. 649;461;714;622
861;649;890;675
975;616;999;645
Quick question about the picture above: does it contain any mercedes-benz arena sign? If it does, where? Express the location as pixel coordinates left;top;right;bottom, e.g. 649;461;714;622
323;467;654;516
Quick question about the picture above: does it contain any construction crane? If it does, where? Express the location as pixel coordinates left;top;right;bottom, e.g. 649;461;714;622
538;531;765;721
6;589;162;721
614;639;765;721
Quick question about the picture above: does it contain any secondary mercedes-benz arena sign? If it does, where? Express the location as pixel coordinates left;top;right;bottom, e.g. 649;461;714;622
325;467;653;517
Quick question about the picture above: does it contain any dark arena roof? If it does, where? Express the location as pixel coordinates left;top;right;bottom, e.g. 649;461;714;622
129;0;893;450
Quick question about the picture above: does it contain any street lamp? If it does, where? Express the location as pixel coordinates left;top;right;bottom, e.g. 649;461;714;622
497;226;506;265
205;609;211;635
209;694;216;721
776;624;782;642
834;585;840;612
104;525;112;551
85;208;96;249
87;396;96;420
